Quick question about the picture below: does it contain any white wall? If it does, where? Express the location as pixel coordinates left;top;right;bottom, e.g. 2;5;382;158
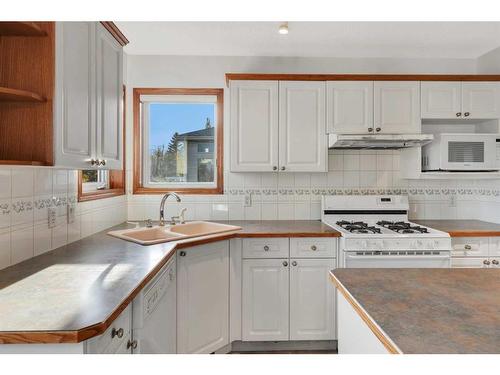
125;54;500;224
477;46;500;73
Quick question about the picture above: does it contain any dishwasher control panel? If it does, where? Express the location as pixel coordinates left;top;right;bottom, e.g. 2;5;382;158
144;261;175;317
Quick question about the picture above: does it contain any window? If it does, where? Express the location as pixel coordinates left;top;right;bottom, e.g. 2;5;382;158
81;170;109;193
133;88;223;194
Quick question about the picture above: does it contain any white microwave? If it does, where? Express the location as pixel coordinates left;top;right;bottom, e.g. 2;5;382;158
422;133;500;172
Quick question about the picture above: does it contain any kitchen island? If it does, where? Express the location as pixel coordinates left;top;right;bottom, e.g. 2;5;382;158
330;268;500;354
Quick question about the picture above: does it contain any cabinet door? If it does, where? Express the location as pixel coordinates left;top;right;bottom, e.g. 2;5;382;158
489;238;500;257
327;81;373;134
242;259;289;341
95;23;123;170
279;81;327;172
462;82;500;119
177;241;229;353
290;258;336;340
230;80;279;172
374;81;420;134
54;22;96;169
421;82;461;119
450;257;491;268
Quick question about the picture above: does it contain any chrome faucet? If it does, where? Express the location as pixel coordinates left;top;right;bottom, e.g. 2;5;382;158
159;192;181;226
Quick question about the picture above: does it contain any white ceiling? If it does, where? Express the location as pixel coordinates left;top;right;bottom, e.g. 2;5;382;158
116;22;500;59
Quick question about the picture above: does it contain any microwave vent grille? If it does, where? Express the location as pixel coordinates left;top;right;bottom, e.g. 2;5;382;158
448;142;484;163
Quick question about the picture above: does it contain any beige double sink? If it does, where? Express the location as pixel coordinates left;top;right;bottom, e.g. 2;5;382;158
108;221;242;245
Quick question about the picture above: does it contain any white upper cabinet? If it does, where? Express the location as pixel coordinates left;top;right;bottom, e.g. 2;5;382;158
421;82;461;119
230;80;327;172
462;82;500;119
95;23;123;170
421;81;500;119
279;81;327;172
54;22;123;170
230;80;279;172
326;81;374;134
374;81;421;134
54;22;96;169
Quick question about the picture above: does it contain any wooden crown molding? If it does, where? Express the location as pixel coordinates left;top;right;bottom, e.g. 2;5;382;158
100;22;129;46
225;73;500;86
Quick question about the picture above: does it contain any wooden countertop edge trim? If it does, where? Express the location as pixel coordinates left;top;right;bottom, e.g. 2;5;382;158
225;73;500;86
329;272;402;354
447;231;500;237
0;229;340;344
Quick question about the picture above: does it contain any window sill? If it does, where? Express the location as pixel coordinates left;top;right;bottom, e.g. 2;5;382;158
78;188;125;202
133;186;223;195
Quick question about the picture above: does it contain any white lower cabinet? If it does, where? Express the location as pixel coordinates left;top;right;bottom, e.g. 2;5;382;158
241;238;337;342
289;258;336;340
242;258;290;341
451;237;500;268
176;241;230;353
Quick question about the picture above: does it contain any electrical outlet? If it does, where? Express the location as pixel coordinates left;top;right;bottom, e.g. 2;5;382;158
244;193;252;207
449;195;457;208
67;203;76;224
48;207;57;228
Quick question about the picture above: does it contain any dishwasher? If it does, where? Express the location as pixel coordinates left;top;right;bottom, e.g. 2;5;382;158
132;257;176;353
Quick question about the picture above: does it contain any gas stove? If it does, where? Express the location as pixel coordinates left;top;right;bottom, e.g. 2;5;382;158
321;195;451;268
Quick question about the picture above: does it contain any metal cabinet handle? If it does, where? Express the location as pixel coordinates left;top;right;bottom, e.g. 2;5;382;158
310;245;317;251
179;251;186;257
375;127;381;132
283;261;288;267
292;261;297;266
273;166;278;171
368;127;374;132
100;159;106;166
483;259;491;266
127;340;138;350
90;158;98;166
492;259;499;265
281;166;286;171
111;327;124;339
464;112;470;117
464;244;472;250
263;245;270;251
456;112;462;117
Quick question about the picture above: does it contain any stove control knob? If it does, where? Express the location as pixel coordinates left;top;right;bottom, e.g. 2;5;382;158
416;240;423;249
360;240;368;249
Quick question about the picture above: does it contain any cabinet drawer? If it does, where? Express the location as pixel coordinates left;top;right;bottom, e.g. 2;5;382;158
451;257;490;268
290;238;336;258
451;237;489;257
242;238;289;259
488;238;500;257
86;304;132;354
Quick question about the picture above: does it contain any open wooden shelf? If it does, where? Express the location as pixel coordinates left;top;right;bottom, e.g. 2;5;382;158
0;22;47;37
0;86;45;102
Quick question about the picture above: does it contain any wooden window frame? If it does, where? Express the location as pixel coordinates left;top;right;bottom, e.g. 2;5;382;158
133;88;224;195
78;85;126;202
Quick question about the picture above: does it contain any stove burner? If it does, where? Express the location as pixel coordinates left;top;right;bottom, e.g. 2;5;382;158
377;221;429;234
336;221;381;234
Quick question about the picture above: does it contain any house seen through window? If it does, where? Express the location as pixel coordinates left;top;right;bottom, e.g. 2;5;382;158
139;89;223;193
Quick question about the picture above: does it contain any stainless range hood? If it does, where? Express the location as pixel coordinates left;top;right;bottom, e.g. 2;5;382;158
328;134;434;150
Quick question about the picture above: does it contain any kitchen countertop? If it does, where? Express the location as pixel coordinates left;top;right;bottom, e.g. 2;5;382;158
415;220;500;237
330;268;500;354
0;220;340;344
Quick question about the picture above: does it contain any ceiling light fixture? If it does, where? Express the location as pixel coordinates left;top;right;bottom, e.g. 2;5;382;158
279;22;289;35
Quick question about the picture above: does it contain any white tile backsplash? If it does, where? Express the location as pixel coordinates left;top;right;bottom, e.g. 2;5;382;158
0;167;127;271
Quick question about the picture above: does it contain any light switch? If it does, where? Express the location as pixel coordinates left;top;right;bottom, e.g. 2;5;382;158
48;207;56;228
67;203;76;224
244;194;252;207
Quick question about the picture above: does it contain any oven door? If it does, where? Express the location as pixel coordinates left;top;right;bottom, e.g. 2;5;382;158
344;253;451;268
442;135;497;171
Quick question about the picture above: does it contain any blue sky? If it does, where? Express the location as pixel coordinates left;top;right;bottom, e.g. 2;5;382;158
149;103;215;149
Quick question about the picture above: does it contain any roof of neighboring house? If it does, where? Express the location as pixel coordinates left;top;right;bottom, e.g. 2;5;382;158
177;127;214;139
